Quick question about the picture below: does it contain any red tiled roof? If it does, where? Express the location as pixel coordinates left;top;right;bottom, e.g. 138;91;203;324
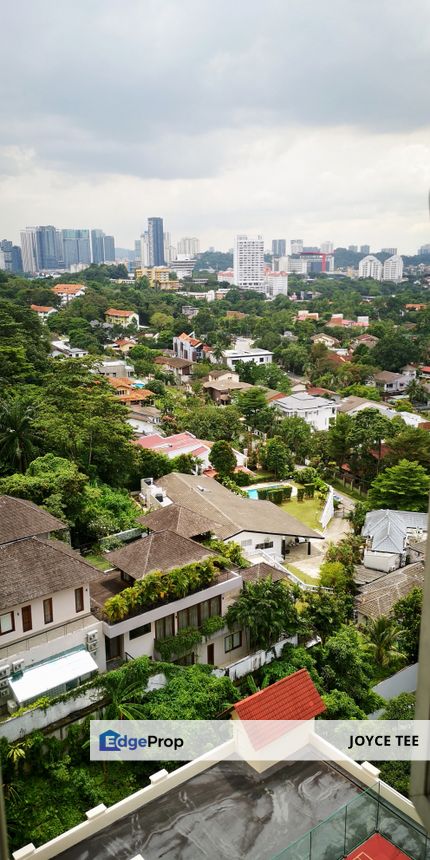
52;283;84;294
30;304;55;312
105;308;136;317
233;669;325;721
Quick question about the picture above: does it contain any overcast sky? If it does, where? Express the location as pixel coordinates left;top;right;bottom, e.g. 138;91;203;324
1;0;430;253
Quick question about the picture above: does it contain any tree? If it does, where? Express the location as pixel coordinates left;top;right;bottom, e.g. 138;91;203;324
236;387;268;428
327;413;353;467
302;589;351;643
381;692;415;720
142;664;239;719
209;440;236;476
392;587;423;662
319;561;350;591
372;332;419;372
349;500;370;535
321;690;367;719
0;396;38;473
349;409;393;475
368;460;430;512
319;626;373;707
225;578;300;650
385;427;430;471
276;416;312;463
258;436;293;479
364;616;403;668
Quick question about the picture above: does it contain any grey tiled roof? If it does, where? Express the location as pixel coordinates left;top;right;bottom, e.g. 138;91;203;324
356;562;424;620
0;495;66;546
140;504;223;539
106;530;216;579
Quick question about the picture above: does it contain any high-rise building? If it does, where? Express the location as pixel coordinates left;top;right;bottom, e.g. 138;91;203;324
264;270;288;297
358;255;383;280
360;244;370;255
348;245;358;253
233;234;265;290
290;239;303;254
140;231;150;267
0;239;23;273
418;244;430;255
177;237;200;256
20;226;62;272
91;229;105;264
62;229;91;269
272;239;286;257
103;235;115;263
320;241;333;254
148;217;165;266
381;247;397;256
20;228;39;273
383;254;404;283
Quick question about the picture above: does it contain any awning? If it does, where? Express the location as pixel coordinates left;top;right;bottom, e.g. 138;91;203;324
9;648;98;704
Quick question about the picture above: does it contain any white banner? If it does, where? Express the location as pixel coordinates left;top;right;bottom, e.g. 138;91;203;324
90;720;430;761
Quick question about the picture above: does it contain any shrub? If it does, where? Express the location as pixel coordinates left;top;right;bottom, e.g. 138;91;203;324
155;627;203;661
201;615;225;639
257;488;268;500
297;487;305;502
303;483;315;499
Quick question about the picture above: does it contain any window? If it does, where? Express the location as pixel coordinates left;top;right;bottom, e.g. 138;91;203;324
129;623;151;640
255;540;274;550
155;615;174;640
75;587;84;613
22;605;32;632
177;596;221;631
0;612;14;635
224;631;242;653
43;598;53;625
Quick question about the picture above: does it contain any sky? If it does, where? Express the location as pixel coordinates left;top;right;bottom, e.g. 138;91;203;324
1;0;430;254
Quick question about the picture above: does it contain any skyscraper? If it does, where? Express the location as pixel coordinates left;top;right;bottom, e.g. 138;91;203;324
348;245;358;253
20;225;63;271
0;239;23;273
233;234;264;290
103;235;115;263
140;231;150;266
271;239;286;257
91;229;105;264
20;228;40;273
383;255;403;283
62;229;91;269
290;239;303;254
320;241;334;253
148;217;165;266
360;244;370;255
381;247;397;256
358;255;383;280
177;237;200;256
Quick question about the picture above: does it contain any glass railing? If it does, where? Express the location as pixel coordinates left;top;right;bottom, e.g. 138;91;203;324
272;782;430;860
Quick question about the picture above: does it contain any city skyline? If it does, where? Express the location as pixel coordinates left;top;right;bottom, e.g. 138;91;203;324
1;1;430;253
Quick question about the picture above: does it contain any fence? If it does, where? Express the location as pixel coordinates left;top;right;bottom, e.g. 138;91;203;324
272;782;430;860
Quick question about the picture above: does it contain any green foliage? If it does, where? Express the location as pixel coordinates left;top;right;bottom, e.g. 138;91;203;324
209;439;236;476
302;589;352;643
155;627;203;661
226;577;300;650
368;459;430;511
380;692;415;720
0;396;38;474
275;416;313;463
363;616;404;668
319;561;350;591
258;436;294;479
349;500;370;534
103;559;218;623
141;664;239;719
206;539;248;568
318;626;375;709
321;690;367;719
217;475;247;496
201;615;225;638
392;587;423;662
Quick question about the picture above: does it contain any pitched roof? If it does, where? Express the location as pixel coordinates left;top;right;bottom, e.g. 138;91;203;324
30;304;56;312
52;283;85;294
154;473;323;540
374;370;402;383
337;396;393;415
154;356;193;369
362;509;427;554
0;496;66;546
105;308;136;317
240;562;288;584
273;392;336;412
140;503;223;539
233;669;325;721
105;529;216;579
0;538;101;609
357;562;424;620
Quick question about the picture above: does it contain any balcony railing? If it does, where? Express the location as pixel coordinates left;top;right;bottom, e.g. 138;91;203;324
271;782;429;860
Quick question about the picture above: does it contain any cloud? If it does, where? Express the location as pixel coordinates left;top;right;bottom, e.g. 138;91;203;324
0;0;430;250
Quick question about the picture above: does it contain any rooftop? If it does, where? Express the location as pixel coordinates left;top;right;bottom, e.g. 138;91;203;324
362;509;427;554
154;355;193;369
154;472;323;540
240;561;289;584
52;283;85;294
233;669;326;722
105;307;136;317
0;537;101;609
105;529;216;580
273;391;336;412
357;561;424;620
30;303;56;312
374;370;403;383
140;503;223;539
0;495;66;545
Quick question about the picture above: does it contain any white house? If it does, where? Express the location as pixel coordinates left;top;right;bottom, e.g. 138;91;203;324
50;338;88;359
30;304;57;323
0;497;104;712
94;358;134;378
51;283;86;305
272;391;338;431
361;508;427;573
373;368;416;395
218;338;273;370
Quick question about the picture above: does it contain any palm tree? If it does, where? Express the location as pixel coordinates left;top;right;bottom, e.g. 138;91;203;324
365;616;403;668
0;397;37;473
226;578;299;651
103;675;148;720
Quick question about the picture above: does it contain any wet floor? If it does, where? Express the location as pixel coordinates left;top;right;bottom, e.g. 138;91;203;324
57;758;361;860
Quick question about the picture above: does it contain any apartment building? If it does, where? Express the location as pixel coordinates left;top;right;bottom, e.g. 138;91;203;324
233;234;265;290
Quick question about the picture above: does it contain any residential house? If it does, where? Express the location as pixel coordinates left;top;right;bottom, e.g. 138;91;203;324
310;333;339;348
95;358;134;378
373;367;416;396
0;496;104;710
216;338;273;370
51;283;86;305
296;310;319;321
350;333;379;350
141;472;323;561
326;313;369;328
136;432;246;472
91;530;245;666
154;354;194;382
182;306;200;319
105;337;138;355
107;377;153;406
225;310;247;319
356;562;425;624
338;396;395;419
30;304;57;322
362;509;427;573
126;405;163;436
272;391;338;431
203;377;253;404
50;339;88;359
105;308;139;328
173;332;212;362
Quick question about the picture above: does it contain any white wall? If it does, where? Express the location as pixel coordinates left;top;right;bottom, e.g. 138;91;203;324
363;549;400;572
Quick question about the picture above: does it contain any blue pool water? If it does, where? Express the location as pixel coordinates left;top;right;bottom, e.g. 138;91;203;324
247;485;285;499
247;488;258;499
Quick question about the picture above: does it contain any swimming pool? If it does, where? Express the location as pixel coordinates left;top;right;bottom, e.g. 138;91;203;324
247;484;285;499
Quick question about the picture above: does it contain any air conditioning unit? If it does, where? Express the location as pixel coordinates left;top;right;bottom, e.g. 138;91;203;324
87;640;97;653
86;630;98;643
0;664;10;679
0;689;9;699
12;659;24;674
0;678;9;690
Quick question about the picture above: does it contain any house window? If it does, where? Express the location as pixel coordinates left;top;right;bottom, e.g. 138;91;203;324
129;623;151;640
255;540;274;550
22;605;32;632
155;615;174;640
75;587;84;613
224;631;242;653
177;596;222;631
0;612;14;635
43;598;53;625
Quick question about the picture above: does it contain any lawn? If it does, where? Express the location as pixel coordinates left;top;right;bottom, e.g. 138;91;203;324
280;496;323;531
331;478;366;502
84;553;112;572
284;563;320;586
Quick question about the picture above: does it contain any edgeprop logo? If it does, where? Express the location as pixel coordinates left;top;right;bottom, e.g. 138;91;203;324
99;729;184;752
